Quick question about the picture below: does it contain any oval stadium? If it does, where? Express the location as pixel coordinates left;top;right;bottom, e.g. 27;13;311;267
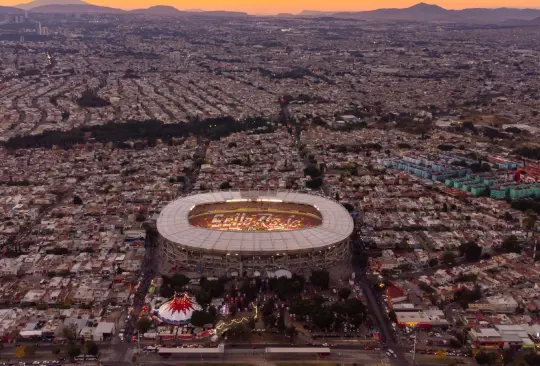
157;190;354;276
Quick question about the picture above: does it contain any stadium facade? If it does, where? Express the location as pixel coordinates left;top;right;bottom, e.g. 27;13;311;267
157;190;354;276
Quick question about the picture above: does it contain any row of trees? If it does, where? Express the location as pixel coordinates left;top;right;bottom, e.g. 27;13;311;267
77;90;111;108
288;296;367;330
4;116;273;150
515;146;540;160
512;199;540;217
473;348;538;366
160;274;227;301
15;339;98;361
303;163;324;190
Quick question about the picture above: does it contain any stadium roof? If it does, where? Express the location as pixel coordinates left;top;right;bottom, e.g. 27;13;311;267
157;190;354;253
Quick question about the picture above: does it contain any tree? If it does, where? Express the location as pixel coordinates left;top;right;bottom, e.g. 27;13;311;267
227;323;251;340
62;323;78;341
455;273;477;283
195;290;212;308
66;342;81;360
290;298;316;320
240;279;259;302
344;298;366;318
419;282;436;294
500;235;522;254
208;305;218;318
437;144;455;151
84;341;98;356
160;273;190;297
342;202;355;212
352;252;369;268
305;177;323;190
263;313;277;329
313;307;334;329
460;241;482;262
277;309;286;331
219;181;232;190
310;270;330;289
136;316;153;334
442;251;456;266
77;89;110;108
269;275;305;301
524;352;540;366
338;288;351;300
312;294;326;306
475;351;496;365
303;164;321;178
73;195;83;205
262;298;276;316
503;348;516;365
523;210;538;238
190;310;214;327
229;303;238;317
285;326;296;342
448;338;461;349
463;121;475;130
331;301;347;315
455;285;482;308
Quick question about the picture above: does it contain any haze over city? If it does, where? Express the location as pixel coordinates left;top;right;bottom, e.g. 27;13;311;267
4;0;540;14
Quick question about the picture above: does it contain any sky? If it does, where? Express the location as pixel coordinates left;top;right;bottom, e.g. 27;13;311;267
6;0;540;14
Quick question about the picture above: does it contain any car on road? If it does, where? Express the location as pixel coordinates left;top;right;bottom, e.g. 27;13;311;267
144;346;158;353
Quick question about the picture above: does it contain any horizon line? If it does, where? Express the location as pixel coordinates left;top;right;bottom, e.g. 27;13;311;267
8;1;540;15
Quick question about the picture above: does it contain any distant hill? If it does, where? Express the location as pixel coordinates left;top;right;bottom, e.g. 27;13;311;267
332;3;462;22
197;11;248;17
129;6;247;17
130;5;185;16
299;10;335;16
15;0;88;10
458;7;540;22
530;16;540;24
29;4;124;13
0;6;25;14
308;2;540;23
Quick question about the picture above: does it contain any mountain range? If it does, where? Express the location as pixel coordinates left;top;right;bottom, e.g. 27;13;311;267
15;0;247;16
30;4;124;13
15;0;88;10
21;1;248;17
322;3;540;23
11;1;540;23
0;6;25;14
130;5;185;16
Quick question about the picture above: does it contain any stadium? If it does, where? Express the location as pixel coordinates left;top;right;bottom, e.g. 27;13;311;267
157;190;354;276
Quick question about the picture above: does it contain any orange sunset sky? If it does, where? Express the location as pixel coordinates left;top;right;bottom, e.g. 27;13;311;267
5;0;540;14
